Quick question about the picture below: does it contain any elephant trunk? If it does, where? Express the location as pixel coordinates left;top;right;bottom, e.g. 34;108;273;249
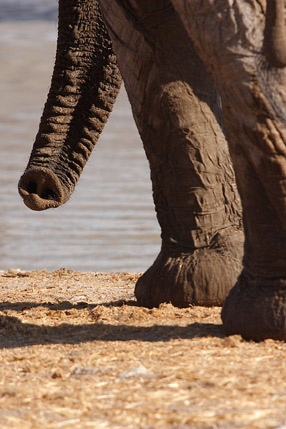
18;0;121;211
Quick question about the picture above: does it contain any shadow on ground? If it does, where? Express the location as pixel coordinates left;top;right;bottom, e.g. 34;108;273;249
0;299;136;312
0;299;224;348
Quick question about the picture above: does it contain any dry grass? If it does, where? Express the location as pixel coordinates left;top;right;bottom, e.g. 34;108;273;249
0;269;285;428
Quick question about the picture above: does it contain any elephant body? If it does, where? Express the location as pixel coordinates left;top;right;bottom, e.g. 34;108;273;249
18;0;286;340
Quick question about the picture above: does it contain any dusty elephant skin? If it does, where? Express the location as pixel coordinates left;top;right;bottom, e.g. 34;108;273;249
18;0;243;309
172;0;286;340
18;0;286;340
101;1;243;309
18;0;121;210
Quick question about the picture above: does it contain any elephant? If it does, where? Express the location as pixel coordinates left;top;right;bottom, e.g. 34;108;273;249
18;0;286;341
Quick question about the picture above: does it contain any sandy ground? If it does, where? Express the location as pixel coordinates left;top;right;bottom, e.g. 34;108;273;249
0;270;285;428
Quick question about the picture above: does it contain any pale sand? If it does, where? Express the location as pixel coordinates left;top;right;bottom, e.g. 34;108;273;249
0;269;285;428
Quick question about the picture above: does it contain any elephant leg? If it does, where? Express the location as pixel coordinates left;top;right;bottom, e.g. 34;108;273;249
99;0;243;307
173;0;286;338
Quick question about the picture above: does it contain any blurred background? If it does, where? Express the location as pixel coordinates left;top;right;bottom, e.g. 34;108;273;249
0;0;160;272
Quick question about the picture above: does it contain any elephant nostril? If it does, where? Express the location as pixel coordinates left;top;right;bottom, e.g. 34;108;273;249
26;180;58;201
27;181;37;195
40;188;58;201
18;168;68;211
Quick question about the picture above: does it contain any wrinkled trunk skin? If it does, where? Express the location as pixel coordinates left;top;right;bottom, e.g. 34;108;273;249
99;0;243;307
19;0;244;309
18;0;121;211
173;0;286;339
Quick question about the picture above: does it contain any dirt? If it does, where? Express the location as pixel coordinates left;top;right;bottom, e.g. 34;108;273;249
0;268;285;428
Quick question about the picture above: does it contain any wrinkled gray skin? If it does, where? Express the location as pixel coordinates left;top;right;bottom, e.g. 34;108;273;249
18;0;286;340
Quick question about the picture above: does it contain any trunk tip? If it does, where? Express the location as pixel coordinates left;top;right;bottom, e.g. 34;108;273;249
18;168;68;211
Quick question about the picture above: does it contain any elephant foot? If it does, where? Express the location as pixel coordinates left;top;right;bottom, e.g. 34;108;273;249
221;274;286;341
135;228;243;308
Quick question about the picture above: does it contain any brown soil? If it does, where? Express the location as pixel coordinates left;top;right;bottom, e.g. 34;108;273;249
0;269;285;428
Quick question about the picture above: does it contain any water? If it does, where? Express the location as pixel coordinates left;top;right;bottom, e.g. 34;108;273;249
0;0;57;21
0;2;161;272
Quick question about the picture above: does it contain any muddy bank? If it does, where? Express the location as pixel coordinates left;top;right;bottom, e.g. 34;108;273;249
0;269;285;428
